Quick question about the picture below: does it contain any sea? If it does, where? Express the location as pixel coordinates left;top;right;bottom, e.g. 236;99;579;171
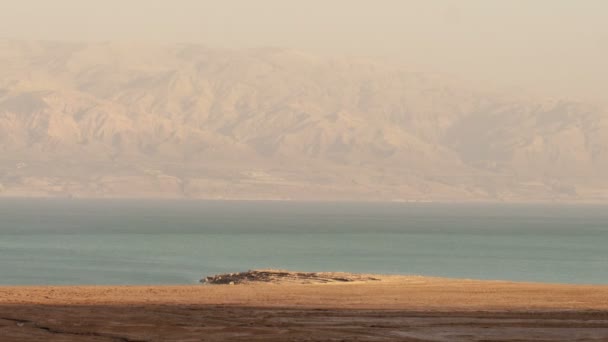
0;199;607;285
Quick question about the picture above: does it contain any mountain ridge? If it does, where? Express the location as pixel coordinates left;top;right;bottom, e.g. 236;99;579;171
1;41;607;201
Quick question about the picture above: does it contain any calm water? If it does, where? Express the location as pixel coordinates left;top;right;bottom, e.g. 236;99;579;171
0;199;607;285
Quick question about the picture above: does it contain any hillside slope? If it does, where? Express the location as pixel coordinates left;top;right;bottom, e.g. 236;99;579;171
1;41;607;201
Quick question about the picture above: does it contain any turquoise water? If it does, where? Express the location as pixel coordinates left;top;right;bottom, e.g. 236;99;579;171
0;199;607;285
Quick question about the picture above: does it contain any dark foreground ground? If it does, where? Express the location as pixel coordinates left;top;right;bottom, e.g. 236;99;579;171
2;274;608;341
1;305;608;342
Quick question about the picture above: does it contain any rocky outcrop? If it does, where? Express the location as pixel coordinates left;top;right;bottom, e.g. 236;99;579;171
201;270;381;285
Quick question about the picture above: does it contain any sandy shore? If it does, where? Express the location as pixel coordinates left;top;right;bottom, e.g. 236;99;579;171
1;274;608;341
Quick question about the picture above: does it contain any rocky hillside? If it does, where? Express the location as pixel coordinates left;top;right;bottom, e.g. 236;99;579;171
1;41;607;201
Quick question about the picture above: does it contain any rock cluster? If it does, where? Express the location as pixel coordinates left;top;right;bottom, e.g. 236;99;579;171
201;270;380;285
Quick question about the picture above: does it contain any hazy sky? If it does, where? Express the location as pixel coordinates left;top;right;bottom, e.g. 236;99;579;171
1;0;607;102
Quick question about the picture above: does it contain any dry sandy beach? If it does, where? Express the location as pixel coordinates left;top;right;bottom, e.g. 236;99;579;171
1;273;607;341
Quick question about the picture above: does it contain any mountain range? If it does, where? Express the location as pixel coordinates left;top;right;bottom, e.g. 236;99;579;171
1;40;607;201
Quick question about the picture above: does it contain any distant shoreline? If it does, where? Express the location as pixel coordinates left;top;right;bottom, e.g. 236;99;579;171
2;195;608;205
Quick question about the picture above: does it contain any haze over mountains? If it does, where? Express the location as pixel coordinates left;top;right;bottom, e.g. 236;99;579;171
1;41;607;201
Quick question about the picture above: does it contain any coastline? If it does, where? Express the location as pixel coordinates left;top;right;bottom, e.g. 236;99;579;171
2;275;608;341
2;274;608;310
3;195;608;205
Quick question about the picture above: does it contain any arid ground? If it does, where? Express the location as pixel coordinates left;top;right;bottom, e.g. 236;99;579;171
1;274;607;341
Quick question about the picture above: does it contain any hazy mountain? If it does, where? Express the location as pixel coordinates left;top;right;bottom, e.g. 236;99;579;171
1;41;607;201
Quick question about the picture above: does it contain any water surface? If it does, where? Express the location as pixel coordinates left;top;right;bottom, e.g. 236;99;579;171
0;199;606;285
